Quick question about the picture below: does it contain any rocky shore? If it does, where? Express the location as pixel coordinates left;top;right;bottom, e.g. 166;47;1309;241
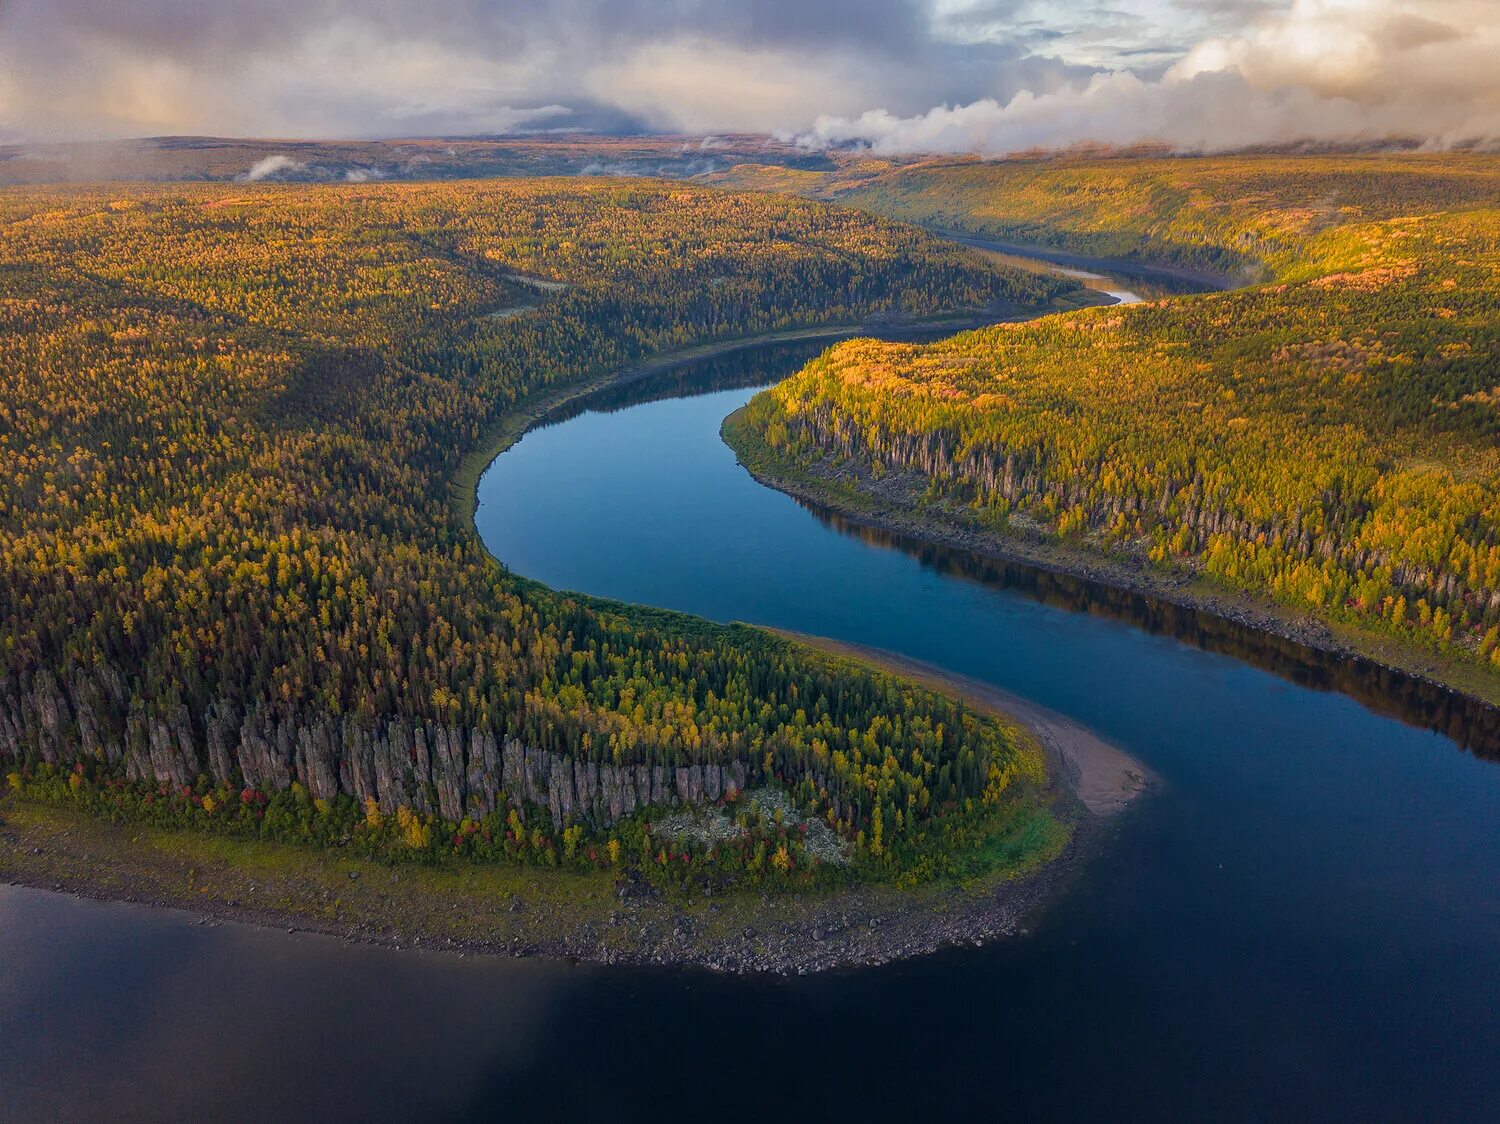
0;795;1091;975
1;613;1138;975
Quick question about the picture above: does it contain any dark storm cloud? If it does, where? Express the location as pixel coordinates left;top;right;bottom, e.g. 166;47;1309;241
6;0;930;67
0;0;1013;138
580;0;929;53
0;1;1492;149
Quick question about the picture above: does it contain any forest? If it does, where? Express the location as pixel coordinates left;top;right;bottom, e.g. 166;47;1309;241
712;151;1500;275
739;155;1500;683
0;133;857;187
0;178;1070;887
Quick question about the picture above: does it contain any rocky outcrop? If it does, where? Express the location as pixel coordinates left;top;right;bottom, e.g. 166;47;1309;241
432;726;467;822
145;705;199;789
295;723;341;803
0;672;751;829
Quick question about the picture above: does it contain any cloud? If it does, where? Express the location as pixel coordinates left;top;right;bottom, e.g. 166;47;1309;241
0;1;942;139
241;154;310;181
0;0;1095;140
800;1;1500;153
238;154;396;183
0;1;1492;150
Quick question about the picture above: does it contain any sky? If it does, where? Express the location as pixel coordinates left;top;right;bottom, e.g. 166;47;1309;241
0;0;1496;153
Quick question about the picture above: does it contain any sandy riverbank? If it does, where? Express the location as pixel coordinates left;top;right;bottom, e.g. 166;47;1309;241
769;630;1146;816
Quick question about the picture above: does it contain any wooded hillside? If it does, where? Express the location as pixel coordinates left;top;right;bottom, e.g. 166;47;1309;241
742;157;1500;682
0;179;1064;879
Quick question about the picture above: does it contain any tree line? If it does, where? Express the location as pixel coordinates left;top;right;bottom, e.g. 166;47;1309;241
0;178;1066;885
745;158;1500;675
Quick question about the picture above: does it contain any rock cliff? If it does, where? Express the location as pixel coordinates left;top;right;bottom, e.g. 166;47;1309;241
0;670;747;828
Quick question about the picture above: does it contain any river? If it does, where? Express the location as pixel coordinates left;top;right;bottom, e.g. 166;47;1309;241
4;267;1499;1121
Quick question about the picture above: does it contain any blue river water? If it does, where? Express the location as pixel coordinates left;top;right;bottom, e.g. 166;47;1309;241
3;338;1498;1122
472;346;1500;1119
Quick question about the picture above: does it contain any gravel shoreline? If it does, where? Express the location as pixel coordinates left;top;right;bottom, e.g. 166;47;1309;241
0;796;1096;975
0;593;1129;976
2;299;1118;978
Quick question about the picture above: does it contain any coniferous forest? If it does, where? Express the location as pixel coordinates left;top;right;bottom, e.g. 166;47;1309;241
741;156;1500;686
0;179;1069;886
5;4;1500;1112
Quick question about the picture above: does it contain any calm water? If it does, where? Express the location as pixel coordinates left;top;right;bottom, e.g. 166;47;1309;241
6;345;1500;1121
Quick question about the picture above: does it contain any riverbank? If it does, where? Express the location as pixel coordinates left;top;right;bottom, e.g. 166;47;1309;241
722;409;1500;715
931;229;1248;291
448;297;1097;542
0;790;1085;975
0;609;1115;976
768;630;1146;816
0;294;1119;978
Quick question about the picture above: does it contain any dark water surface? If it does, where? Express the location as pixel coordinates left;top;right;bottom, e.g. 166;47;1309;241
5;342;1500;1122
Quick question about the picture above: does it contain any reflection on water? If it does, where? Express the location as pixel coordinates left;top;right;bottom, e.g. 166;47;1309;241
533;340;832;433
949;232;1238;296
6;329;1499;1122
548;344;1500;761
471;337;1500;1119
980;249;1169;304
0;888;580;1123
801;506;1500;759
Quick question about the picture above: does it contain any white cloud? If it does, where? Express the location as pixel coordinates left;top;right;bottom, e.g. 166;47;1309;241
801;0;1500;153
241;155;310;181
0;0;1492;150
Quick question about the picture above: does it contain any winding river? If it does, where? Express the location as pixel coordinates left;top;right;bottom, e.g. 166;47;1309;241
4;264;1500;1121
